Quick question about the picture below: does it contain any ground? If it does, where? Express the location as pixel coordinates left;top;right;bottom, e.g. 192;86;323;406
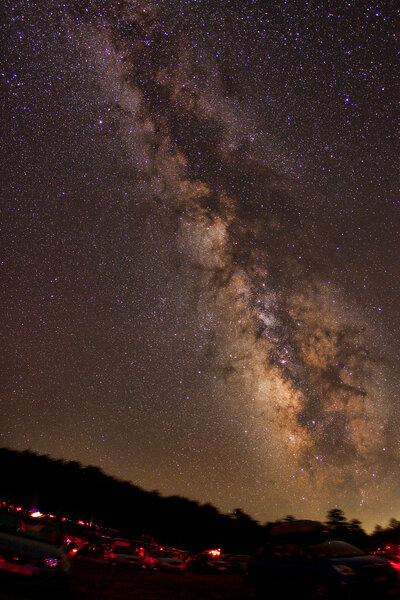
0;558;246;600
71;559;246;599
0;557;399;599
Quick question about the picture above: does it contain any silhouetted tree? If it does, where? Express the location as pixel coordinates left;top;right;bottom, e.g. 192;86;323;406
283;514;296;522
326;508;347;528
326;508;349;540
389;518;400;530
370;519;400;547
347;518;368;547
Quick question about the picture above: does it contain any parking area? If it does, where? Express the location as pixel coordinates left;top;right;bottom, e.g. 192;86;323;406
1;557;399;600
70;559;246;600
0;558;246;600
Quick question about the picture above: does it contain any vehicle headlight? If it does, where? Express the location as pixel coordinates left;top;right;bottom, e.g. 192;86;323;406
44;558;60;568
333;564;355;576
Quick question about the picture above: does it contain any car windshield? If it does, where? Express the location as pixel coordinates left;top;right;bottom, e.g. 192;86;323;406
114;546;134;554
311;541;364;558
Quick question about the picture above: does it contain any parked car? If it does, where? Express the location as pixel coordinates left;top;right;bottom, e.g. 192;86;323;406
148;551;186;571
245;521;397;599
0;511;70;596
187;553;229;573
225;554;251;573
372;546;400;572
107;543;145;568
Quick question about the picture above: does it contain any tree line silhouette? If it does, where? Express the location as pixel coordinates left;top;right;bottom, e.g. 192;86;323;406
0;448;399;552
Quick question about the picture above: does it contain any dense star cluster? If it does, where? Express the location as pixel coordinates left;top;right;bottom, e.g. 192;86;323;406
1;1;398;531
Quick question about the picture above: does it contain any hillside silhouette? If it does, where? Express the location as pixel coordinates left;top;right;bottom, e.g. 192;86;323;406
0;447;262;553
2;447;399;553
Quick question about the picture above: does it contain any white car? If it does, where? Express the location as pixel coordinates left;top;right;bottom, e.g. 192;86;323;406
0;511;70;594
150;551;186;571
108;543;146;568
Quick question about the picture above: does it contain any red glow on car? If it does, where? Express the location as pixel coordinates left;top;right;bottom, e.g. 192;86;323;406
388;558;400;570
115;540;130;547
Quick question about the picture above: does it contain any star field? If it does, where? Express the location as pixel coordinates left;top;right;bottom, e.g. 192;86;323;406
1;0;399;532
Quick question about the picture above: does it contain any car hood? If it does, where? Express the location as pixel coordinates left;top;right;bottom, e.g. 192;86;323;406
328;554;391;569
157;557;183;564
0;531;65;559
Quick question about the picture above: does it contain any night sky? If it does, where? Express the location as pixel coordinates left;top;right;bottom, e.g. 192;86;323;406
2;1;399;532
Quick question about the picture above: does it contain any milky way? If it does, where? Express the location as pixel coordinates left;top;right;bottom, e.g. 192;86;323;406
2;1;399;531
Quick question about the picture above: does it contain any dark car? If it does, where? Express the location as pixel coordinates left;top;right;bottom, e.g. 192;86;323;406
187;553;229;573
0;511;70;596
246;523;397;599
225;554;251;573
